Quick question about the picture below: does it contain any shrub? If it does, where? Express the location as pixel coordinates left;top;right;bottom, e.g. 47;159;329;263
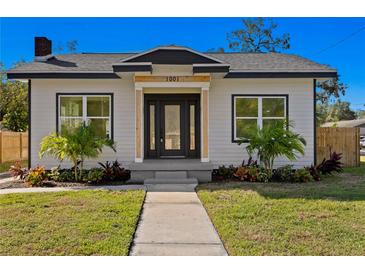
47;166;60;181
241;156;258;167
306;165;321;181
317;151;343;175
212;165;236;180
39;124;116;181
242;120;306;176
272;165;294;182
98;160;131;182
257;168;271;183
85;168;104;183
58;169;75;182
25;166;46;187
98;161;114;180
9;161;28;180
292;168;313;183
112;160;130;181
234;166;259;182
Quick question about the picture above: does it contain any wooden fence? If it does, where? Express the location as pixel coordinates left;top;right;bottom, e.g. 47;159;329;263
317;127;360;167
0;131;28;164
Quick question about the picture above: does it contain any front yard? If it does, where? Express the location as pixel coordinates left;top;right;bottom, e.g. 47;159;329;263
0;190;145;255
197;164;365;255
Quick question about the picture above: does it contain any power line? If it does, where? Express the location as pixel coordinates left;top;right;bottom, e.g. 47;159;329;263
314;25;365;56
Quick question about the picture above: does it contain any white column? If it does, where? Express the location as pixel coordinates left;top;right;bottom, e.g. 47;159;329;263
135;88;143;163
201;88;209;162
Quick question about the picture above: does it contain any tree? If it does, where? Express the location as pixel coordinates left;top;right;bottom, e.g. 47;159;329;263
242;120;306;175
0;63;28;132
227;18;290;53
316;99;357;125
66;40;78;53
316;77;347;104
206;47;225;53
54;40;78;54
39;124;116;181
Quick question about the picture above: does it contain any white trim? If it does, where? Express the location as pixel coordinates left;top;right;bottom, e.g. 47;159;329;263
192;63;230;67
119;45;226;64
201;88;209;162
233;96;287;141
112;62;152;66
135;81;210;90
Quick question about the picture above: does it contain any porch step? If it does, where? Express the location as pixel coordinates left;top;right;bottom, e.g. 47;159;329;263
129;159;213;183
155;171;187;179
144;178;198;185
146;183;197;192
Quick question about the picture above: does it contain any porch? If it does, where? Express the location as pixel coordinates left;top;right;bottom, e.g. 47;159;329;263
129;159;213;183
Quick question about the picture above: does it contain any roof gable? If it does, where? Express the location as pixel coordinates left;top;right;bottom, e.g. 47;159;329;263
121;46;223;65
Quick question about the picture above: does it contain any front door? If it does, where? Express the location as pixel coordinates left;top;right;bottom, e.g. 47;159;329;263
145;94;200;159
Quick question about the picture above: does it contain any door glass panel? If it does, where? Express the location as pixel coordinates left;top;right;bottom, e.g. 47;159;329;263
150;105;155;150
190;105;195;150
164;105;180;150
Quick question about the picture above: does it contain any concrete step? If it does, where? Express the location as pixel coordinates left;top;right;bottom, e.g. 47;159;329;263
155;171;187;179
145;184;197;192
144;178;198;185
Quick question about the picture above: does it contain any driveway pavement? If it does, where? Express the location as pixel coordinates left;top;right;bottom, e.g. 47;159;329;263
130;185;227;256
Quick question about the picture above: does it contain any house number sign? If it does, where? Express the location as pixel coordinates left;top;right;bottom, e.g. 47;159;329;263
166;76;180;82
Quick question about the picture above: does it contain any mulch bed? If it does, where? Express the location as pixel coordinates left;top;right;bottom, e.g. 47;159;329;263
0;180;140;189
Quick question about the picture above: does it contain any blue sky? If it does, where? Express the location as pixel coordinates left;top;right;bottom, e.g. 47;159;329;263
1;17;364;110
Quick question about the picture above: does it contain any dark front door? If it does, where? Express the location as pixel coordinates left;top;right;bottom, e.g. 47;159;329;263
145;94;200;159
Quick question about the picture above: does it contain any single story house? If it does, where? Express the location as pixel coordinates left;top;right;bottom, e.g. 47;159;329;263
322;119;365;136
7;37;337;182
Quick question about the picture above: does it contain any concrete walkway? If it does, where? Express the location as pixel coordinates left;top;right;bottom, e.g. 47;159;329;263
130;186;227;256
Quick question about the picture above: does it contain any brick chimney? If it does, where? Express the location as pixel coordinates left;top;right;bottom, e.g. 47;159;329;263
35;37;52;57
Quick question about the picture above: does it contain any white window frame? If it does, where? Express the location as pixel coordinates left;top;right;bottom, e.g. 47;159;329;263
233;95;287;141
58;94;112;138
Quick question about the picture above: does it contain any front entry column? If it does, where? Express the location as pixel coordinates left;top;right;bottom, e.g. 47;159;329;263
201;88;209;162
135;88;143;162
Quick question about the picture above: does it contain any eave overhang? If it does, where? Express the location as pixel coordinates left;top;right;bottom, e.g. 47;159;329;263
193;63;230;74
225;71;338;78
7;71;120;79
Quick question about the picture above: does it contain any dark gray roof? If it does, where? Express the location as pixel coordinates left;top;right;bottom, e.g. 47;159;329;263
207;52;335;72
7;48;336;74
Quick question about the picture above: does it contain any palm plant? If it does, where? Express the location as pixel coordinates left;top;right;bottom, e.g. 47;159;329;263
39;124;116;181
241;120;306;176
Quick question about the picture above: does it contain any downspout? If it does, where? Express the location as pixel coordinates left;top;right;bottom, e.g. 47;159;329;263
313;79;317;165
28;79;31;169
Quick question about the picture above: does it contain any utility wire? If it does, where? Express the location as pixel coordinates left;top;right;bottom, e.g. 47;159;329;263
314;25;365;56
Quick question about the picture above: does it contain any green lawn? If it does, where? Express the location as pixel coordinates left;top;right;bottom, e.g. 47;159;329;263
198;165;365;255
0;160;28;173
0;190;145;255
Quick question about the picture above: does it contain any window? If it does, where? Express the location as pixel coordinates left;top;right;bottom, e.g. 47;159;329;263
233;95;287;141
58;94;112;138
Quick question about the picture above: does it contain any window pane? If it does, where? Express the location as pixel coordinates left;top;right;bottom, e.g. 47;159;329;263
150;105;155;150
236;119;257;139
87;96;110;117
60;118;83;133
262;98;285;117
165;105;180;150
263;119;285;128
190;104;195;150
60;97;82;117
236;98;258;117
88;118;110;138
